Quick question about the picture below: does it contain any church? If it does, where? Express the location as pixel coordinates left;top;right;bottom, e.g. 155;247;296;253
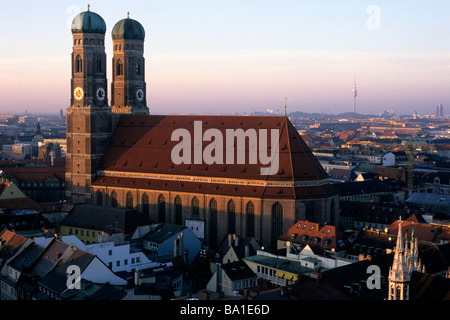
65;6;339;250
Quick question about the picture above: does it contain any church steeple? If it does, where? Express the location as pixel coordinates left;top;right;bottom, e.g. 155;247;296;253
388;217;422;300
66;6;112;204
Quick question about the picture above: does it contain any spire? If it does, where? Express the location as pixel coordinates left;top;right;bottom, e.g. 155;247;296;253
87;4;90;11
395;217;404;253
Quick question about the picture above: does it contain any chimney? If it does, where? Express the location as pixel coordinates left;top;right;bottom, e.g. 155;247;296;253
234;234;239;247
228;234;232;247
245;244;250;257
184;250;188;265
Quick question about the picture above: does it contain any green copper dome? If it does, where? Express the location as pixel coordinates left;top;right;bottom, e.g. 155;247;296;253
71;9;107;34
112;17;145;41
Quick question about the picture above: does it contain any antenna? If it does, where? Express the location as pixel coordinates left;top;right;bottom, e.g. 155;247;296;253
352;78;357;113
284;97;288;117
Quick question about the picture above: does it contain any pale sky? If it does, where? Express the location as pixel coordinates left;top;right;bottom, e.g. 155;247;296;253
0;0;449;116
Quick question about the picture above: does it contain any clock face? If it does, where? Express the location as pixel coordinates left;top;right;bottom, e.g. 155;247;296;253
74;87;84;101
96;87;106;101
136;89;144;102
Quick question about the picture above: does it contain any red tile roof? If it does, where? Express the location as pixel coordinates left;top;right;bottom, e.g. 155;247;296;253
278;220;344;251
388;220;450;244
93;115;336;198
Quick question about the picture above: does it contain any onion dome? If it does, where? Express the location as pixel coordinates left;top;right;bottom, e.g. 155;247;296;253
71;5;107;35
112;13;145;41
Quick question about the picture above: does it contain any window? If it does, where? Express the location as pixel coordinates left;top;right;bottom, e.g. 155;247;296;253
111;191;118;208
192;197;200;217
246;201;255;238
96;58;102;73
108;250;112;256
116;59;123;76
158;194;165;222
142;193;150;217
306;201;315;222
209;198;218;248
228;200;236;235
96;190;103;205
75;55;82;73
126;192;133;209
271;202;283;250
116;261;120;267
175;196;183;225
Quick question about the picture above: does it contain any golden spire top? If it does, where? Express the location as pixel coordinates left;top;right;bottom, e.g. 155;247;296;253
127;11;130;18
87;4;90;11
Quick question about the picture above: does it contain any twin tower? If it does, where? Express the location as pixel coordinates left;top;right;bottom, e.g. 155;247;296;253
66;6;149;203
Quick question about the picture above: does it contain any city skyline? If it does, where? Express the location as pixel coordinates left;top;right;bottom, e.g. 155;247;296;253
0;0;449;116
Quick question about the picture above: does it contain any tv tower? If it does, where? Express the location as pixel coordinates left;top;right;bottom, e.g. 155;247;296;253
352;79;357;113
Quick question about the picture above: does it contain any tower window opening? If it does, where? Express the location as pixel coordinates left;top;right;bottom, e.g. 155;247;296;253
116;60;123;76
75;55;82;73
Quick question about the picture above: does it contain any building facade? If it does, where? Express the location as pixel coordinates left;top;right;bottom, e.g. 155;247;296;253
65;7;339;251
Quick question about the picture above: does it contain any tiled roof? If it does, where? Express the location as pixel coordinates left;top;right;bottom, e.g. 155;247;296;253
61;204;150;234
222;260;256;281
0;229;28;260
143;223;186;243
93;115;336;199
278;220;345;251
388;220;450;244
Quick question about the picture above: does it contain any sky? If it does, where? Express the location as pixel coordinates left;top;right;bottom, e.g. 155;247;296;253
0;0;449;116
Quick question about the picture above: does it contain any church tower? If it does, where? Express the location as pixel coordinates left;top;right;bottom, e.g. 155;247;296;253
66;5;112;204
111;13;149;123
388;218;413;300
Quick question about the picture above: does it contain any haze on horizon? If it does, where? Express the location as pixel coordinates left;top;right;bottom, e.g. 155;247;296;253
0;0;449;116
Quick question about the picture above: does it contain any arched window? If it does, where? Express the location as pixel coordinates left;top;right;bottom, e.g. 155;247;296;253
175;195;182;225
111;191;118;208
192;197;200;217
75;55;82;73
158;194;166;223
246;201;255;238
306;201;315;222
271;202;283;250
96;58;102;73
209;198;218;249
96;190;103;206
330;199;336;226
116;59;123;76
126;192;133;209
142;193;149;217
136;63;141;76
227;200;236;235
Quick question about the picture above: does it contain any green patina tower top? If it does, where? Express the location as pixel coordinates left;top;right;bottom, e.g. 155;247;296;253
71;4;107;35
112;13;145;41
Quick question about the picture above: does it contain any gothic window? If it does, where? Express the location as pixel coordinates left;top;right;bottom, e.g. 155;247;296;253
111;191;118;208
116;59;123;76
75;55;82;73
192;197;200;217
246;201;255;238
96;190;103;206
96;58;102;73
209;198;218;249
306;201;315;222
175;195;182;225
271;202;283;249
136;63;141;76
330;199;336;225
126;192;133;209
227;200;236;235
158;194;166;223
142;193;149;217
